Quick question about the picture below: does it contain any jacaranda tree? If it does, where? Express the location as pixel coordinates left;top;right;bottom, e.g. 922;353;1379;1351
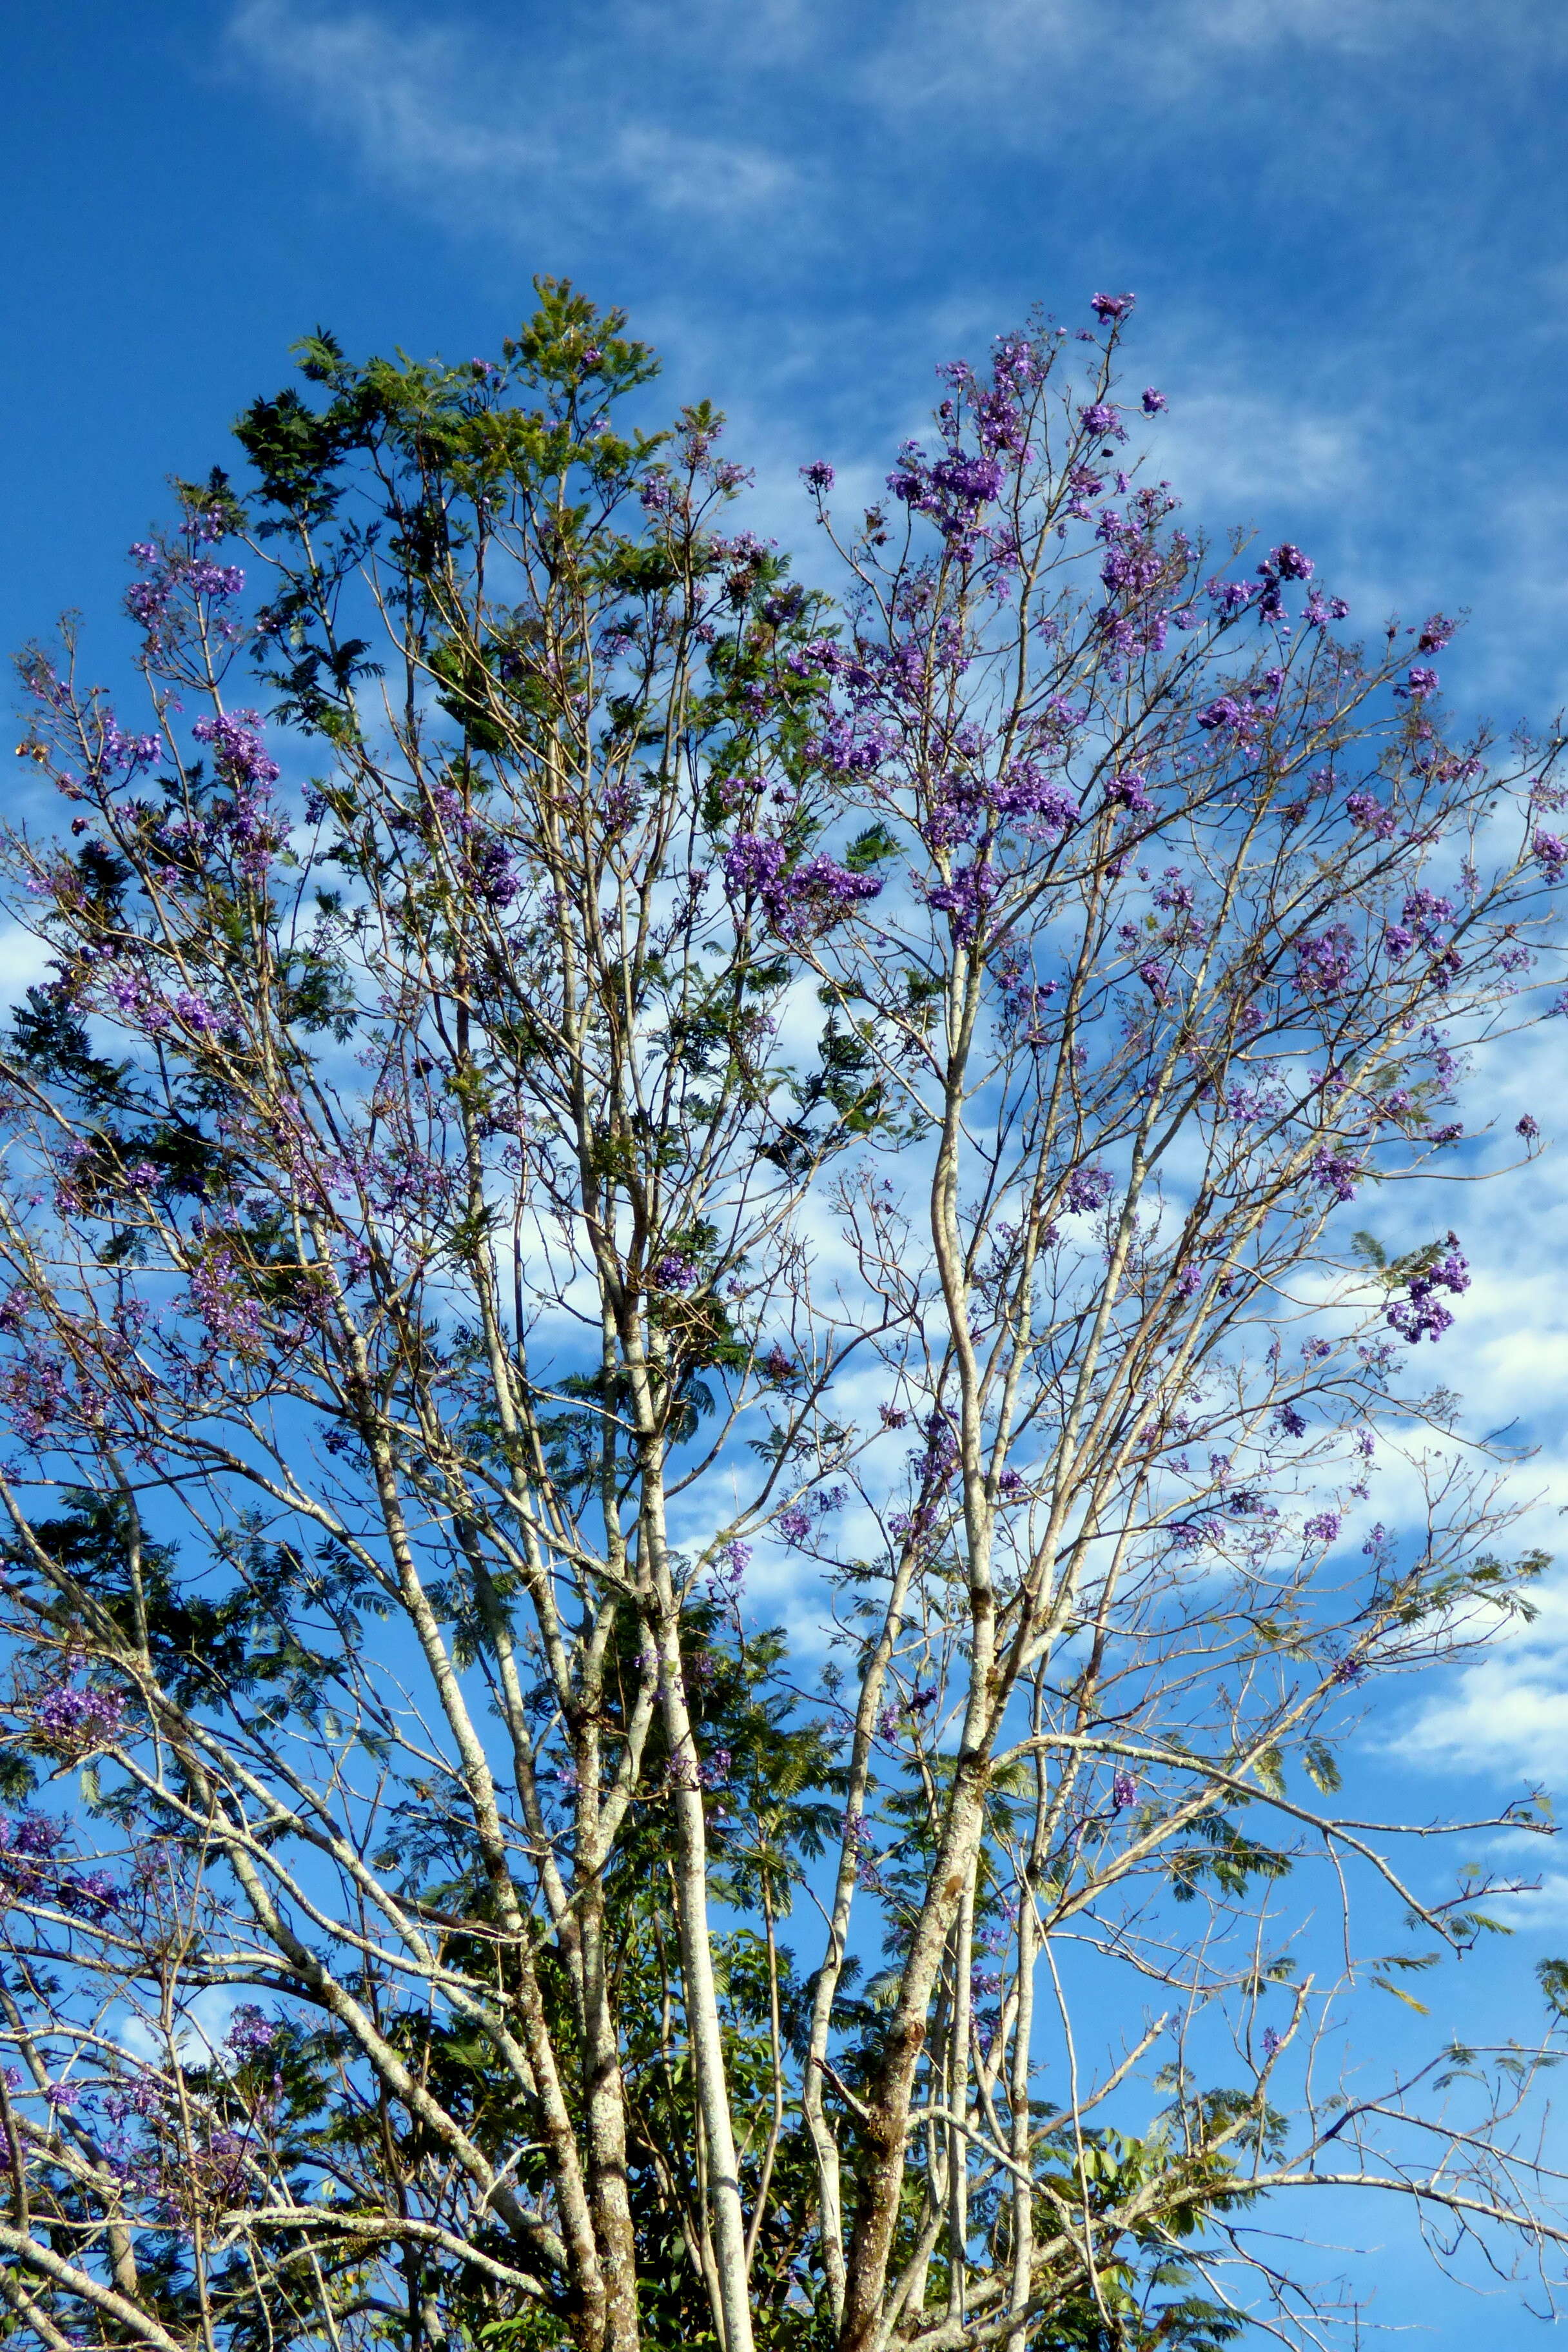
1;280;1567;2352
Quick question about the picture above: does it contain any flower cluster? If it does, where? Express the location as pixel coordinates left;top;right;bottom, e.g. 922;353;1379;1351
189;1245;268;1360
1310;1149;1362;1204
0;1812;121;1916
924;861;999;943
126;530;246;652
1386;1235;1469;1344
1064;1164;1113;1214
650;1251;698;1293
35;1681;126;1756
226;2004;280;2058
1295;925;1357;996
723;832;883;942
777;1485;846;1548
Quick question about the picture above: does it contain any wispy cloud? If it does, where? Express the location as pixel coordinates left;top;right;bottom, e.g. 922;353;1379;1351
225;0;802;239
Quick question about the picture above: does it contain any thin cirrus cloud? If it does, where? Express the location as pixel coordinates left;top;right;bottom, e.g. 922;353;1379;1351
223;0;805;235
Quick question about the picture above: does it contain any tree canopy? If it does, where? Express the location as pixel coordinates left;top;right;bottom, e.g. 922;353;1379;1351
1;279;1566;2352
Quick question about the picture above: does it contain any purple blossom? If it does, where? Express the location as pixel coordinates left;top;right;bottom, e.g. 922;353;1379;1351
1269;543;1315;582
185;562;245;600
723;832;883;941
1310;1149;1361;1204
1141;387;1168;416
1346;791;1396;839
189;1246;267;1358
1112;1769;1138;1810
1104;769;1153;816
0;1345;68;1447
226;2004;279;2058
1534;832;1567;883
1064;1164;1113;1214
1090;292;1135;321
651;1252;698;1292
925;861;998;943
1275;1403;1308;1438
1386;1235;1469;1344
1261;2026;1282;2060
1417;613;1457;652
191;711;280;792
1402;888;1453;946
1079;401;1126;444
778;1508;812;1546
1518;1113;1540;1141
989;762;1081;833
37;1683;126;1752
173;992;224;1037
801;461;835;493
1295;926;1357;996
1197;696;1257;738
1304;1512;1340;1545
711;1539;751;1591
1399;666;1441;700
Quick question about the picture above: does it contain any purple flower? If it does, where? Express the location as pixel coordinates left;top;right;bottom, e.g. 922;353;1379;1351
1417;613;1457;652
712;1539;751;1589
1064;1164;1113;1214
191;711;280;792
925;861;998;943
1104;769;1153;816
723;832;883;941
1197;696;1256;738
1112;1769;1138;1810
1090;292;1135;321
1304;1512;1340;1545
651;1252;698;1292
1079;401;1126;444
172;992;224;1038
1141;387;1168;416
1261;2026;1282;2060
778;1508;812;1547
36;1683;126;1752
1295;926;1357;996
1518;1113;1540;1141
1386;1235;1469;1344
1346;790;1396;839
1269;543;1315;582
1310;1149;1361;1204
801;461;835;493
189;1246;267;1357
226;2004;278;2057
1275;1402;1308;1438
1399;666;1441;700
1534;832;1567;883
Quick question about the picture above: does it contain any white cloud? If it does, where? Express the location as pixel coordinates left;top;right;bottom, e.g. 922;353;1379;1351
225;0;802;236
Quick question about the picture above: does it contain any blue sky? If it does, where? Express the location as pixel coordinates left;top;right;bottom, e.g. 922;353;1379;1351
7;3;1568;2337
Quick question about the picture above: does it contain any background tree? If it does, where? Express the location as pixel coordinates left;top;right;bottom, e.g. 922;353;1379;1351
0;280;1565;2352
